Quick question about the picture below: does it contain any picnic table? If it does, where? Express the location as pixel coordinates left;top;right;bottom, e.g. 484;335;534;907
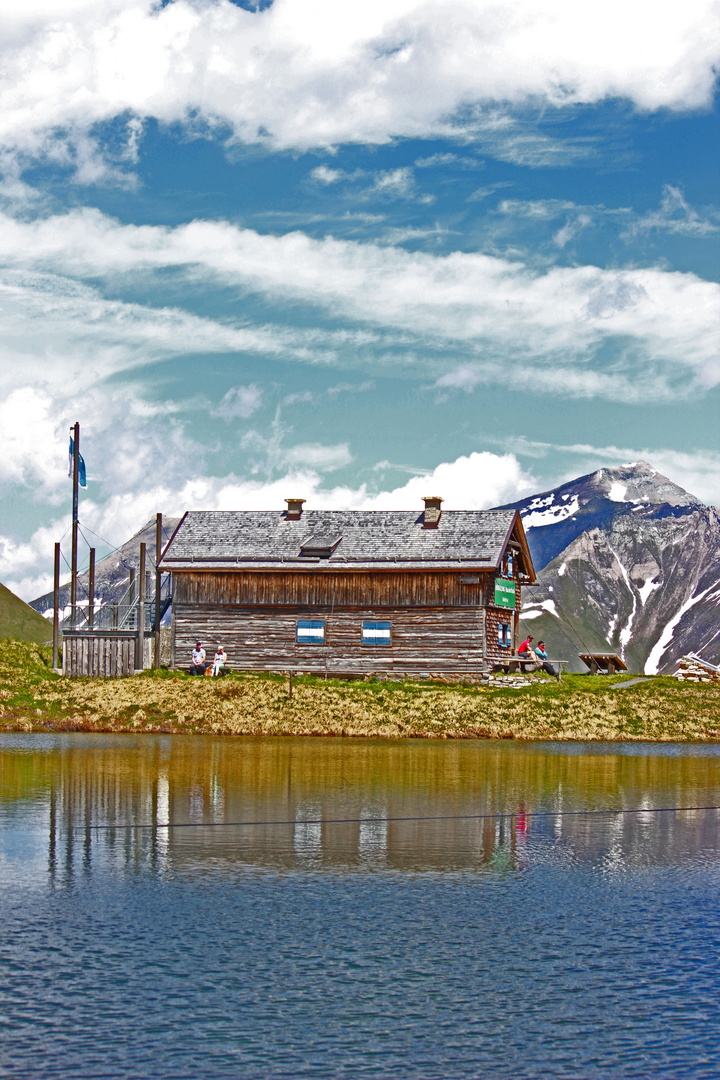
579;652;627;675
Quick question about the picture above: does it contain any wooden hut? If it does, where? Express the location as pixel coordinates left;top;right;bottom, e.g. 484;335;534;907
158;497;536;678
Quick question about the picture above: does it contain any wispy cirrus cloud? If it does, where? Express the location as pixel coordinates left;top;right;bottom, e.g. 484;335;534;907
626;185;720;239
507;437;720;508
1;207;720;401
211;384;264;420
310;164;429;202
496;188;720;246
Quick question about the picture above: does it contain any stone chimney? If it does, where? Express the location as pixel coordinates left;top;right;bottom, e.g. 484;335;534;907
285;498;305;519
423;496;443;527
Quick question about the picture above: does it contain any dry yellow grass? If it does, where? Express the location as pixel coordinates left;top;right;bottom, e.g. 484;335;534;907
2;640;720;740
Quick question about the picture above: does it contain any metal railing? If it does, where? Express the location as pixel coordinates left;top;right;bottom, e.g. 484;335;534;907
84;575;171;632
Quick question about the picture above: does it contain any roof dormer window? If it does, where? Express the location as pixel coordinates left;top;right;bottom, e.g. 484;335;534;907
299;534;342;558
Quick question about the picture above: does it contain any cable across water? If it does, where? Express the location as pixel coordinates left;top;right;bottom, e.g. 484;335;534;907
72;803;720;832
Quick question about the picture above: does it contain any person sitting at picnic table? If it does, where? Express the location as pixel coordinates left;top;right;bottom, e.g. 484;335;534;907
518;635;534;657
211;645;227;677
535;640;560;681
190;641;207;676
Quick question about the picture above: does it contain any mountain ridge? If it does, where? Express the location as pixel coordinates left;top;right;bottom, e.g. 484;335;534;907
499;462;720;674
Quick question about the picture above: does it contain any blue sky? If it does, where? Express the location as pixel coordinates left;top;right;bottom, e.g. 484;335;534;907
1;0;719;598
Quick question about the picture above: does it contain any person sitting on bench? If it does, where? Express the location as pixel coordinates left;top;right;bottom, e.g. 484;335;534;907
535;640;559;680
518;635;534;657
211;645;227;677
190;642;207;676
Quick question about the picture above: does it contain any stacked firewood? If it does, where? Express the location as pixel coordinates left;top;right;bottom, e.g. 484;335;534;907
673;655;720;683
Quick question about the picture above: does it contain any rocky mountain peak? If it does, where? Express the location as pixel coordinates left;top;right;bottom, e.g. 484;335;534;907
585;461;699;507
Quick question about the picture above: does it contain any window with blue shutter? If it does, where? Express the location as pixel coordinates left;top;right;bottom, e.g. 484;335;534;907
296;619;325;645
362;620;391;646
498;623;512;649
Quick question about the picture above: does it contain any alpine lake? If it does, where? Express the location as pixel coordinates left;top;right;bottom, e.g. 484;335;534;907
2;734;720;1078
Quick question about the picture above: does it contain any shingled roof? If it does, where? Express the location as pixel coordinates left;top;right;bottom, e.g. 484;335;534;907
160;508;535;576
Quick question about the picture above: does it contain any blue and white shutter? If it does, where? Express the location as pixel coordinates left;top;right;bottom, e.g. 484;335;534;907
296;619;325;644
362;621;391;646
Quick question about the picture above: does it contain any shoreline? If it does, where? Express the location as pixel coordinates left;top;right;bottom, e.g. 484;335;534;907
2;641;720;742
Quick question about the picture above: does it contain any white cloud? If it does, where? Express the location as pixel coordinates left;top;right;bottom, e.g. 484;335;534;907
310;165;346;184
326;380;374;397
0;386;69;492
0;0;718;174
510;438;720;508
627;185;720;239
2;447;535;599
369;167;417;198
0;377;208;512
361;451;536;510
212;384;264;420
0;266;397;398
498;198;584;219
415;153;482;169
310;164;424;201
2;207;720;400
466;182;514;202
282;442;354;471
553;213;592;249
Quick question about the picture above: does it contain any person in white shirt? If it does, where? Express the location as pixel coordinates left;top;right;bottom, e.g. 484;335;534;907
212;646;227;677
190;642;207;676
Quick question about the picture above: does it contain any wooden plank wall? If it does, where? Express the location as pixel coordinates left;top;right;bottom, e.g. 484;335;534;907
63;635;136;678
174;570;488;608
174;603;499;677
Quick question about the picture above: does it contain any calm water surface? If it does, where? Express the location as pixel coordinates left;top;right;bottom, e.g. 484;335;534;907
2;735;720;1078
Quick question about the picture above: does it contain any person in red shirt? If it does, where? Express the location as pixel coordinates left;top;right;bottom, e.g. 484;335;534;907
518;635;533;656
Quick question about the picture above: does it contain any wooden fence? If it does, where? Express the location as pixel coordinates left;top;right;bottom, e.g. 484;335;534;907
62;631;138;678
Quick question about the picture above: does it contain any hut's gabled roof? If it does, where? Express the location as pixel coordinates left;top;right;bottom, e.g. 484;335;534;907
160;508;536;578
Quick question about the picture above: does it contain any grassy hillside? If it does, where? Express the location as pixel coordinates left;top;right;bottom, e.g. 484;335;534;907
2;640;719;740
0;584;52;645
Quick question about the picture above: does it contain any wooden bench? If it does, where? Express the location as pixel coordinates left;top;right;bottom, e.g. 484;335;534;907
494;656;569;680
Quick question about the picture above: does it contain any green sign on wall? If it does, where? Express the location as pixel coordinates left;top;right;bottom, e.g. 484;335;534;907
494;578;516;610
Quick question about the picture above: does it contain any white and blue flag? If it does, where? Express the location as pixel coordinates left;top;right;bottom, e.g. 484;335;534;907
68;437;87;488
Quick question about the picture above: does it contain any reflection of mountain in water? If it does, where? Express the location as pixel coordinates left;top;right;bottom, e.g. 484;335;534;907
6;735;720;879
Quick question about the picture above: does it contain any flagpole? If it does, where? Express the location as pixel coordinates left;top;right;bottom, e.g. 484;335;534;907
70;421;80;630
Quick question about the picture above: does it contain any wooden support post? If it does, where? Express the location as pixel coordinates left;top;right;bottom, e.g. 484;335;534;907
154;513;162;667
112;602;118;629
481;607;488;679
52;542;60;669
88;548;95;630
70;421;80;629
136;542;146;670
289;671;293;699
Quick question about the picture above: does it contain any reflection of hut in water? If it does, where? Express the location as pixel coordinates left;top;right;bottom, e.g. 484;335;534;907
159;498;537;678
31;740;720;878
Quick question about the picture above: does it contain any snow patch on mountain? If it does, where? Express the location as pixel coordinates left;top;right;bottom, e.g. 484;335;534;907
522;598;560;620
638;579;661;606
645;584;715;675
523;495;580;530
608;482;628;502
605;538;636;660
557;562;567;577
